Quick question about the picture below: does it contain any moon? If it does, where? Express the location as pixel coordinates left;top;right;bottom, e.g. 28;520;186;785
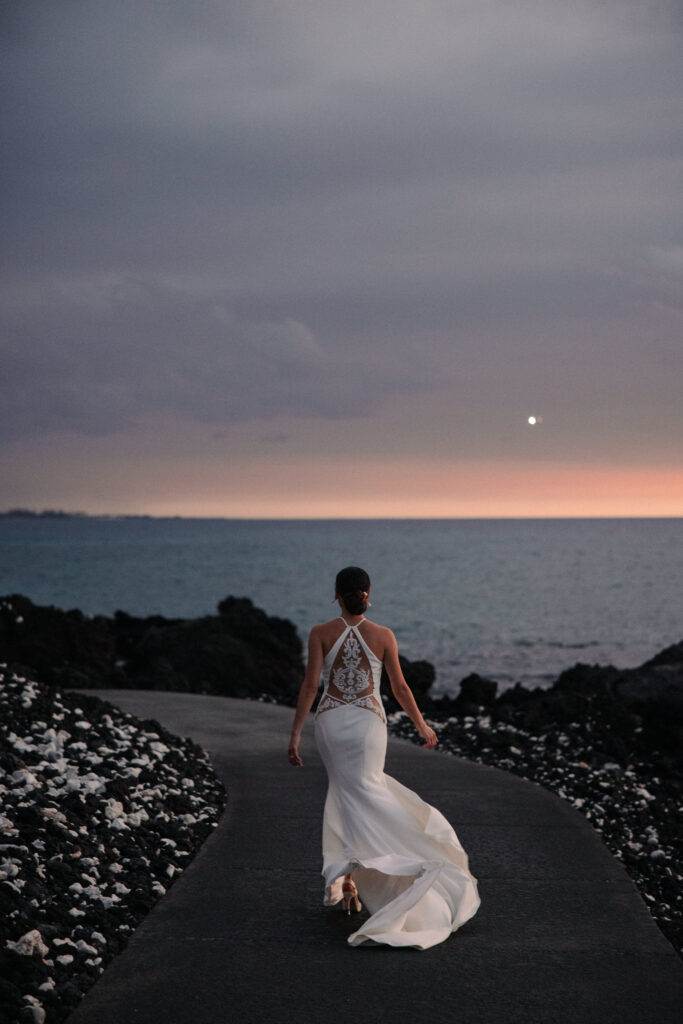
527;415;543;426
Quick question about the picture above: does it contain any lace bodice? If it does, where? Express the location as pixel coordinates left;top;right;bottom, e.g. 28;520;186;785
315;618;386;723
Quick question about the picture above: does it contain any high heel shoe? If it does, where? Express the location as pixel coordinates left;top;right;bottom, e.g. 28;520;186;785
342;878;362;915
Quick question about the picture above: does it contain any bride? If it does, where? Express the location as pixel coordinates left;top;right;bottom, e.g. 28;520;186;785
288;566;480;949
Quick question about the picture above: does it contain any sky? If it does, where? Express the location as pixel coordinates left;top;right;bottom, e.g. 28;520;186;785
1;0;682;517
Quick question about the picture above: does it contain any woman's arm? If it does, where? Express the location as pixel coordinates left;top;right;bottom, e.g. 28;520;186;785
383;630;437;749
288;626;324;766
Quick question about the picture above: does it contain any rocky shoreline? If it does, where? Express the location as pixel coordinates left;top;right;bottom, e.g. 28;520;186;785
0;594;305;704
1;592;681;1022
0;670;225;1024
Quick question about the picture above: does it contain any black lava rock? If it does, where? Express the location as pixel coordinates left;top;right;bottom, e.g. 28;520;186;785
0;594;305;704
0;669;226;1024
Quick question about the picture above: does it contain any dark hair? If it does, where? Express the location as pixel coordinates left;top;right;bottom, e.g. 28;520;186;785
335;566;371;616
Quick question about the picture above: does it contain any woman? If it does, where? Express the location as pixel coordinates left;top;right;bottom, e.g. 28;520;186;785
288;566;480;949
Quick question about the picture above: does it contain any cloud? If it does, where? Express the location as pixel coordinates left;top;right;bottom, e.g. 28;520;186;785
0;272;449;439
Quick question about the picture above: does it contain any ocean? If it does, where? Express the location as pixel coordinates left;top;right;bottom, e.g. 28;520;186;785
0;517;680;696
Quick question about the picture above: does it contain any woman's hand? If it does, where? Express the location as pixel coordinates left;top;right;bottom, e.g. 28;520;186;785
417;722;438;749
288;737;303;767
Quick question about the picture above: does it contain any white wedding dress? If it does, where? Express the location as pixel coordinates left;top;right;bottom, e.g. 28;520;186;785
314;617;481;949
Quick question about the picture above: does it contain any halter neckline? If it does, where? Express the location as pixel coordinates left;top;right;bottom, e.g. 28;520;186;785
339;615;365;627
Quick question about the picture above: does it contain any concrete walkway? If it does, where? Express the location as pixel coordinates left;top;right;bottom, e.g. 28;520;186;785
66;691;682;1024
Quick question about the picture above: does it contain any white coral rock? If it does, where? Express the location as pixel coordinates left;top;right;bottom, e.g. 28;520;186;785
5;929;49;957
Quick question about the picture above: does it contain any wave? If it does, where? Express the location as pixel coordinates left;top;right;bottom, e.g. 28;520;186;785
513;638;601;651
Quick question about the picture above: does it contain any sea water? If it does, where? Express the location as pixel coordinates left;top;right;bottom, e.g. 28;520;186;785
1;517;680;695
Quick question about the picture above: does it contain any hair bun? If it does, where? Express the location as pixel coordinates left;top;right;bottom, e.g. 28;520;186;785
334;566;371;616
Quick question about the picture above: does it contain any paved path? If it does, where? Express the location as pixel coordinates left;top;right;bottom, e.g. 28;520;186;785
66;691;682;1024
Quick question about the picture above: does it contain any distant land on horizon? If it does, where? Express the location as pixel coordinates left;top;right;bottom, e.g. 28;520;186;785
0;508;681;522
0;508;156;520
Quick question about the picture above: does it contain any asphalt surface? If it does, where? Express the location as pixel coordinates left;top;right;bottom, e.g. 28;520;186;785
65;691;683;1024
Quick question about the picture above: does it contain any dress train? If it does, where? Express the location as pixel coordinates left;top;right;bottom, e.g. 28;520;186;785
314;626;480;950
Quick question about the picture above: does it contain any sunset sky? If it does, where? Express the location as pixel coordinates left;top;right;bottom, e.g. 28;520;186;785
2;1;682;517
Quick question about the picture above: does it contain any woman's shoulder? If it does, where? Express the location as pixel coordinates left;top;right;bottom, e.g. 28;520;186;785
309;618;345;640
359;620;396;648
362;618;393;635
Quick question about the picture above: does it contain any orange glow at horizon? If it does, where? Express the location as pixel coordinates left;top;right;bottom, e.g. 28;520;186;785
77;457;683;519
